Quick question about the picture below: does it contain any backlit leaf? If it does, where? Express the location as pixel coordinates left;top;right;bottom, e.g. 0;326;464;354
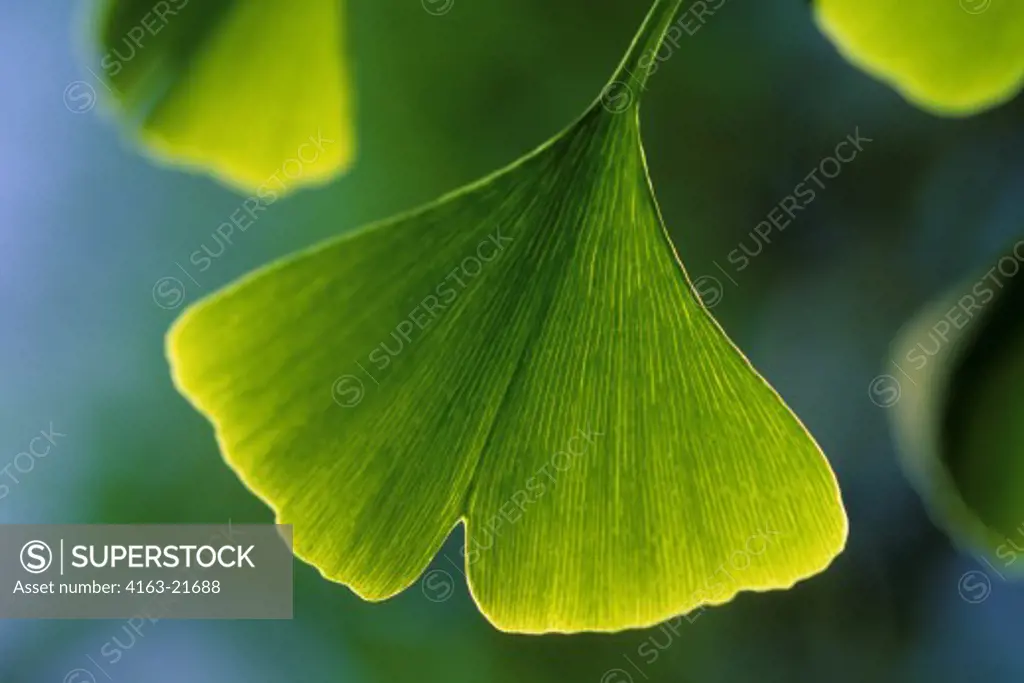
168;0;847;633
816;0;1024;115
94;0;353;192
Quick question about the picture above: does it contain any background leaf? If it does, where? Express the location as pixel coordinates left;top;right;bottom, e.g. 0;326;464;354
815;0;1024;115
95;0;353;192
890;239;1024;568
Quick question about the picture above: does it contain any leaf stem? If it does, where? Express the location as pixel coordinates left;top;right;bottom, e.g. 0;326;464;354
608;0;686;102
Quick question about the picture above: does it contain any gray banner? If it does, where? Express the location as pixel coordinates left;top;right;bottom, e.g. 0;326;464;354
0;524;292;619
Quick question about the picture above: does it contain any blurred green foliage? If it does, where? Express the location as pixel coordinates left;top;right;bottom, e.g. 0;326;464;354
892;240;1024;569
816;0;1024;115
97;0;354;191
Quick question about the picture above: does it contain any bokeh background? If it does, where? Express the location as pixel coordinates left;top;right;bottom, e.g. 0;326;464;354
3;0;1024;681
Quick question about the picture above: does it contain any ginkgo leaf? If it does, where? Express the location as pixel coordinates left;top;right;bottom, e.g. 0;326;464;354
815;0;1024;115
167;0;847;633
94;0;353;192
890;240;1024;569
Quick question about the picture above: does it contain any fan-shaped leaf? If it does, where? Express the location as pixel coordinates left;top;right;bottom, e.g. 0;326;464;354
168;0;846;633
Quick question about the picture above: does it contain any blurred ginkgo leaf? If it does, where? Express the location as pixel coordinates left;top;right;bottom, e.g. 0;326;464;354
816;0;1024;115
890;240;1024;569
95;0;353;193
167;0;847;633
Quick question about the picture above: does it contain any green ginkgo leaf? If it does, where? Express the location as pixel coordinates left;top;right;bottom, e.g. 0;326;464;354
816;0;1024;115
168;0;847;633
890;240;1024;569
95;0;353;192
